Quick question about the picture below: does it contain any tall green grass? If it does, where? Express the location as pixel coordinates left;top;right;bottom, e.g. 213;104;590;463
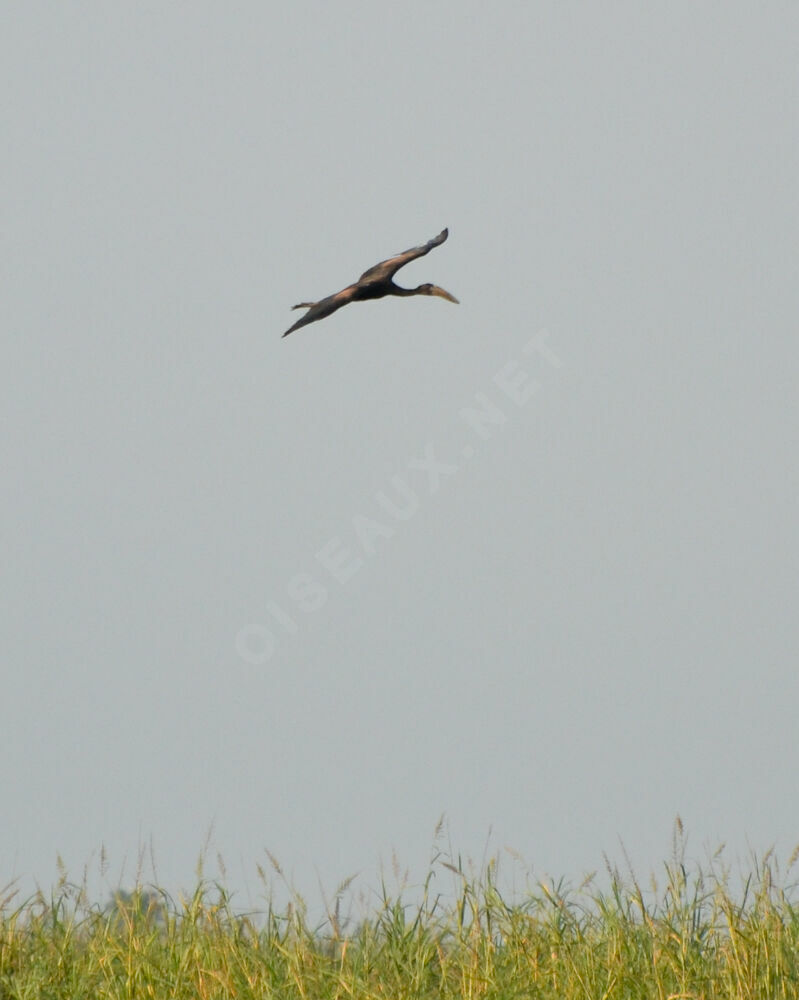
3;825;798;999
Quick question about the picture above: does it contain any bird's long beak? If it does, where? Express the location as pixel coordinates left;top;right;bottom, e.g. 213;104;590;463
431;285;459;304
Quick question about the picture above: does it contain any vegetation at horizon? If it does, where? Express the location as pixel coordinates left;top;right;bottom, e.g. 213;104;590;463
2;821;798;1000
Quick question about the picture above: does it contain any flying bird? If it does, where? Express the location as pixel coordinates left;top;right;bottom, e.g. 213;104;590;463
282;228;458;338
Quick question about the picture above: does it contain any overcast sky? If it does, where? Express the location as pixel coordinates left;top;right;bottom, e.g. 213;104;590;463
3;4;797;907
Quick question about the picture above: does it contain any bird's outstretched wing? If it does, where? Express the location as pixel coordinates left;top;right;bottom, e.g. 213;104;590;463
357;228;449;286
282;287;357;338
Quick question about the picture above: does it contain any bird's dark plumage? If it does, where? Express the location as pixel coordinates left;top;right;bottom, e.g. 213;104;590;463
282;228;458;338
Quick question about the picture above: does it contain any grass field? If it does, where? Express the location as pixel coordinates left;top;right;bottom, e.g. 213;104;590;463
3;825;798;999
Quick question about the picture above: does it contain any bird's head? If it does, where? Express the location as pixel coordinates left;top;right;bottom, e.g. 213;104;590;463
418;283;459;304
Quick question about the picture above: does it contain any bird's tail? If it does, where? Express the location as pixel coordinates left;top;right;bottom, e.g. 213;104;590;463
292;302;315;310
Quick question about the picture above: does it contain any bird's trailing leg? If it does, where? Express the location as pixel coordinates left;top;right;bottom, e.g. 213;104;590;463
292;302;316;310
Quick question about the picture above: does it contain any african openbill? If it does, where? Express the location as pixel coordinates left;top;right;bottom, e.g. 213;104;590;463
282;228;458;338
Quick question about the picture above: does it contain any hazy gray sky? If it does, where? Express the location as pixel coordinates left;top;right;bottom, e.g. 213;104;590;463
3;4;797;905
